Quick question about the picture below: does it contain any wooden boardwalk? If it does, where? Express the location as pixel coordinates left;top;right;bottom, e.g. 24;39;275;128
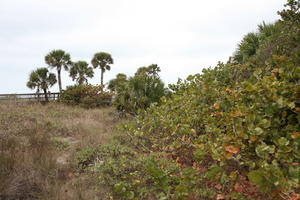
0;92;60;102
0;93;113;106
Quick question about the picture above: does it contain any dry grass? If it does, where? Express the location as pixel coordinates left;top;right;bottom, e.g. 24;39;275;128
0;102;125;200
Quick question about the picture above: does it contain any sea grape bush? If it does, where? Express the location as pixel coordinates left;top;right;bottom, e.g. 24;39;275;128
90;1;300;199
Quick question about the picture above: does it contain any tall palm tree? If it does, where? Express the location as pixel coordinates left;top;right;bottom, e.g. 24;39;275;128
91;52;113;87
27;68;57;102
45;50;72;93
69;61;94;85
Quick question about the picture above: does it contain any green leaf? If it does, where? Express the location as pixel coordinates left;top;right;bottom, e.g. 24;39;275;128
126;191;135;199
194;149;207;161
253;127;264;135
248;169;265;185
206;165;222;179
276;97;284;107
260;119;271;128
278;137;289;146
288;166;300;180
255;143;275;159
114;183;126;193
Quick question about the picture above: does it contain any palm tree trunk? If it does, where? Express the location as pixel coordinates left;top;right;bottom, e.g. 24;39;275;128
79;76;84;85
43;88;49;102
57;69;62;93
37;87;40;102
100;69;104;89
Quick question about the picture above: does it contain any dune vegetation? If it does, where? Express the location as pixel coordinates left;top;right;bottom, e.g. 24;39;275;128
0;102;125;199
74;1;299;200
1;0;299;200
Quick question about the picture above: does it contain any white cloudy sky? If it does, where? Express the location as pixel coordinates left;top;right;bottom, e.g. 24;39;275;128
0;0;284;93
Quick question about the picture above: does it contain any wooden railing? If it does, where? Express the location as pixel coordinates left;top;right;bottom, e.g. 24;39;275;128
0;92;60;101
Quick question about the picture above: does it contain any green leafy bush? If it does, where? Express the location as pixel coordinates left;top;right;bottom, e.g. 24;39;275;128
60;84;112;108
110;64;168;114
91;1;300;199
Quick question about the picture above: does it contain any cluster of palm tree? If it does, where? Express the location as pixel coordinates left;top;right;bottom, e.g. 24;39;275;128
27;50;113;101
233;21;283;64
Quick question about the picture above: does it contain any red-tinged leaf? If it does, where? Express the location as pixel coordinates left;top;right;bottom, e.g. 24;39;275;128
234;183;243;193
271;68;279;73
289;193;299;200
212;112;222;117
229;111;245;117
187;194;196;200
192;162;197;168
291;132;300;139
216;194;225;200
223;136;231;142
215;184;222;190
225;88;232;93
225;146;239;154
195;167;202;172
68;172;73;178
213;103;221;109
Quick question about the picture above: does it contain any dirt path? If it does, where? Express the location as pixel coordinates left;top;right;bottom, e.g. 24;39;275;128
53;135;101;200
56;137;79;165
53;134;107;199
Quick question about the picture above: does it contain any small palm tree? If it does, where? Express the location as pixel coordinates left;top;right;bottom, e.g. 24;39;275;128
108;73;127;92
45;50;72;93
27;68;57;102
233;33;260;63
91;52;113;87
69;61;94;85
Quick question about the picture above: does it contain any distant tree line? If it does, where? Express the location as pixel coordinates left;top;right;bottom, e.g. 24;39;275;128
26;50;167;113
27;50;114;101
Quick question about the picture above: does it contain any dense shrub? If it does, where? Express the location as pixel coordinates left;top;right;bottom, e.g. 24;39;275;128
109;64;168;114
60;84;112;108
89;1;300;199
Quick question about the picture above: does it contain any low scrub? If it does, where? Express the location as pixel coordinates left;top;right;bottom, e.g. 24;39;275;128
0;103;123;199
0;106;60;199
60;84;112;108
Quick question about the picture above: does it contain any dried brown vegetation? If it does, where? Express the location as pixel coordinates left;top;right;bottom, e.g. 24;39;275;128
0;102;124;200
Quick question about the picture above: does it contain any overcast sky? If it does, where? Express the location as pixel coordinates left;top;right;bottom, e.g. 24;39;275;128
0;0;284;93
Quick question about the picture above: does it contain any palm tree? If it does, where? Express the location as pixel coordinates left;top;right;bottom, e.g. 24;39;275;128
233;32;260;63
69;61;94;85
135;64;161;77
91;52;113;87
27;68;57;102
45;50;72;93
108;73;127;92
